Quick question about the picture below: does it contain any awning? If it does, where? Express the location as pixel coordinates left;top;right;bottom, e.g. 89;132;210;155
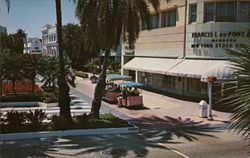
106;74;132;81
166;60;235;82
123;57;182;74
118;81;143;87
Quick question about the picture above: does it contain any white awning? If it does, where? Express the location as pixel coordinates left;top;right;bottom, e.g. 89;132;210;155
123;57;182;74
166;60;235;82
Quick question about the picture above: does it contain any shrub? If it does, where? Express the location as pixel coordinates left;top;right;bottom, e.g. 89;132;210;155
50;115;74;130
25;110;47;130
0;112;5;133
41;92;58;103
5;110;26;132
73;113;89;124
75;71;89;78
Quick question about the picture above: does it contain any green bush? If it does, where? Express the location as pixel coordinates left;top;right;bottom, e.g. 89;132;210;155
50;115;75;130
25;110;47;131
41;92;58;103
75;71;89;78
5;110;26;133
73;113;89;124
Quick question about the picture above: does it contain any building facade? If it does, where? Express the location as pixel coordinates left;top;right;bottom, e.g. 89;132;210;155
23;38;42;54
41;24;58;56
0;25;7;34
122;0;250;100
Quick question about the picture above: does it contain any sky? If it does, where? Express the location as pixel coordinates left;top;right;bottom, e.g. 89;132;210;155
0;0;79;38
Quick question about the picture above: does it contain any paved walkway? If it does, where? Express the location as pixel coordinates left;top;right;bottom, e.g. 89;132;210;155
74;76;231;126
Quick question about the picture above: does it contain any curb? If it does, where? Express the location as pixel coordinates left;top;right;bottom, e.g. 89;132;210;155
0;102;46;107
0;126;139;141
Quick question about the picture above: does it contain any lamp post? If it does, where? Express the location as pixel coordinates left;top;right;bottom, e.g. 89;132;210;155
207;76;216;120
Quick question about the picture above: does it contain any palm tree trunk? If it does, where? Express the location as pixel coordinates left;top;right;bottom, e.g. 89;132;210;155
89;50;109;119
55;0;72;123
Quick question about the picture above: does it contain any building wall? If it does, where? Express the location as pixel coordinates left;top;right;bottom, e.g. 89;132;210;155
41;24;58;56
23;38;42;54
122;0;250;99
186;0;250;58
133;0;186;58
0;25;7;34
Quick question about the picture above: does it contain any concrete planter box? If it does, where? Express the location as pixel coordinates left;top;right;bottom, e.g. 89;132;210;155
0;126;139;141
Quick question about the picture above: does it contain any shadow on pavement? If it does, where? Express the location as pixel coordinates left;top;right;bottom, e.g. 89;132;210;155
134;115;219;142
0;116;220;158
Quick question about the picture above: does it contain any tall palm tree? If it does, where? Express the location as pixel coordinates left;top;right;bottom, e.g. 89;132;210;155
55;0;72;123
75;0;159;119
4;0;72;122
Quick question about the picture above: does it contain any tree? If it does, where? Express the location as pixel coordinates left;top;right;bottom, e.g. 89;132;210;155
75;0;159;119
1;50;26;95
38;56;60;89
220;7;250;141
23;54;42;93
55;0;72;123
5;0;72;123
222;46;250;140
63;23;83;70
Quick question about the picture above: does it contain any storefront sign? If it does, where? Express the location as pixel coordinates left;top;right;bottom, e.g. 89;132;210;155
191;31;249;49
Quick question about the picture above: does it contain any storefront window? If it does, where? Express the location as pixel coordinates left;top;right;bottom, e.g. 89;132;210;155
151;15;159;29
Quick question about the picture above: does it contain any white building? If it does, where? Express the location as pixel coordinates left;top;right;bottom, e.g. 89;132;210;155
23;38;42;54
41;24;58;56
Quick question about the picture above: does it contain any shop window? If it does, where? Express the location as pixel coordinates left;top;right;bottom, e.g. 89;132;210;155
162;10;176;27
189;4;197;23
151;15;159;29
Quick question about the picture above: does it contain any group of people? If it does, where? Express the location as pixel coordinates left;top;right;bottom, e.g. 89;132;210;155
105;82;140;99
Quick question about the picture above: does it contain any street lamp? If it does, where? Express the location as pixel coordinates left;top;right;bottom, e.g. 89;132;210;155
207;76;217;121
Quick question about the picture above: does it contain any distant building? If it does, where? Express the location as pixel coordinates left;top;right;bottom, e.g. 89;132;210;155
23;38;42;54
41;24;58;56
0;25;7;34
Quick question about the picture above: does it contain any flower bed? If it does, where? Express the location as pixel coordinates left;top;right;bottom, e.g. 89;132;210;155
2;81;42;94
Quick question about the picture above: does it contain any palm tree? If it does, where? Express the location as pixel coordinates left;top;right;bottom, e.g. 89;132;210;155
23;54;42;93
221;46;250;140
75;0;159;119
4;0;72;122
220;8;250;141
1;51;26;95
62;23;86;70
55;0;72;123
